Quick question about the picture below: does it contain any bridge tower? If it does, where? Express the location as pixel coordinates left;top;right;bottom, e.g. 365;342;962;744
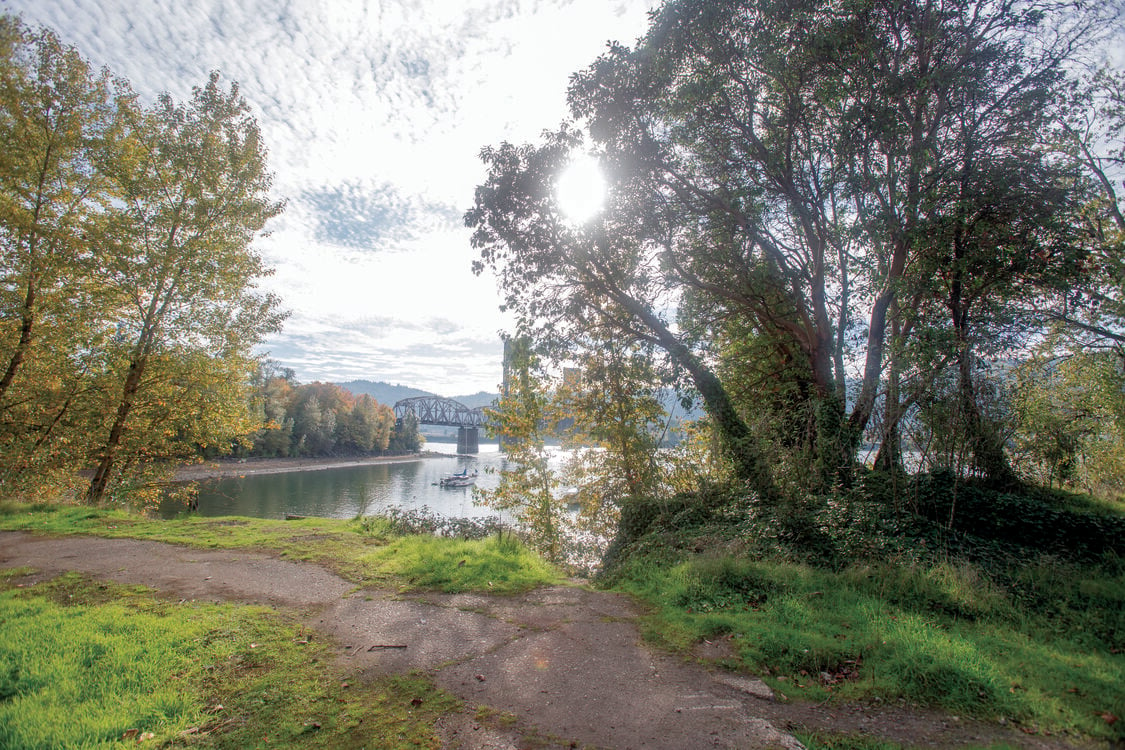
457;426;479;454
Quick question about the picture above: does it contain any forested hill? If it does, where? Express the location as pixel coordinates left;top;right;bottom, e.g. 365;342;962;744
336;381;498;409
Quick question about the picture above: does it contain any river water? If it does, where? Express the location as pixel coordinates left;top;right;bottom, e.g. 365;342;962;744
160;442;510;520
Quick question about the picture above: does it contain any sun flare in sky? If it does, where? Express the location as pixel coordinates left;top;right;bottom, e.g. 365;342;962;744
555;155;608;224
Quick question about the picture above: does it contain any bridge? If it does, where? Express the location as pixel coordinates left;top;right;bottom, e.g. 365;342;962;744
393;396;489;454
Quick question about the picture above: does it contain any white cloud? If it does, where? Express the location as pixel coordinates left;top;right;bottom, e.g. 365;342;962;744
7;0;659;393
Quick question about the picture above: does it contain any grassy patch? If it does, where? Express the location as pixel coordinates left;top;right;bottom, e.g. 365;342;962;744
794;730;906;750
612;551;1125;741
363;532;560;593
0;571;458;749
0;502;560;593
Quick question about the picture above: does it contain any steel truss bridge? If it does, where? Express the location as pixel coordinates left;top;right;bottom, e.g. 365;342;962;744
393;396;488;453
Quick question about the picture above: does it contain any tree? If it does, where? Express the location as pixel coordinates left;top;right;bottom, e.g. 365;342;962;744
0;18;128;493
246;364;296;458
1012;350;1125;495
0;18;124;405
555;335;666;537
291;394;334;456
337;394;394;454
86;72;284;503
468;0;1105;498
389;410;423;453
477;339;568;562
1050;68;1125;350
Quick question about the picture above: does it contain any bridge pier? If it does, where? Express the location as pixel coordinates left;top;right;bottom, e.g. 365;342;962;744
457;426;479;454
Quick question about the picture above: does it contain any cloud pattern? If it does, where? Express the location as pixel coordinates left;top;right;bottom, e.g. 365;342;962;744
301;180;460;249
7;0;659;393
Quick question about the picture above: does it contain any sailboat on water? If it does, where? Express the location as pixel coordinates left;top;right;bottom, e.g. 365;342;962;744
439;467;478;487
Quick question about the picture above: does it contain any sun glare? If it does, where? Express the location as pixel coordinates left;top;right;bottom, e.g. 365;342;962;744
555;155;606;224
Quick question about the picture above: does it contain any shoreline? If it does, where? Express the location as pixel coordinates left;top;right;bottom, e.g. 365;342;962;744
173;451;447;482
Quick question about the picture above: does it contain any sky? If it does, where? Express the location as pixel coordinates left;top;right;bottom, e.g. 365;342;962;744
4;0;661;396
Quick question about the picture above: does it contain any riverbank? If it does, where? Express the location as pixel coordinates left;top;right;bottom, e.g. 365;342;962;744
173;451;446;482
1;507;1102;750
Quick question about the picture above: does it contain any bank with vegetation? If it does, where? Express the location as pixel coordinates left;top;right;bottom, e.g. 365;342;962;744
1;494;1123;747
3;0;1125;746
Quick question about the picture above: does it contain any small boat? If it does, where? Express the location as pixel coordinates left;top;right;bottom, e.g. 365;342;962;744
439;468;478;487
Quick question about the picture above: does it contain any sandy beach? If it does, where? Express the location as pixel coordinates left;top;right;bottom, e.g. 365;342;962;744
173;452;443;482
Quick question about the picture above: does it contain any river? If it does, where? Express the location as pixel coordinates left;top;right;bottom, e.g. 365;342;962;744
159;442;510;520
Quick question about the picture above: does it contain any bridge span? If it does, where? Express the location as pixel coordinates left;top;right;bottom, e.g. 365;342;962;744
393;396;489;454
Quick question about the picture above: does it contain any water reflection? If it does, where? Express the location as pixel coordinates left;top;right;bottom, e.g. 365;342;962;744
160;442;506;520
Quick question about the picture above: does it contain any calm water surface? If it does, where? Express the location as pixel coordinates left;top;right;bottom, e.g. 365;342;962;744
160;442;509;520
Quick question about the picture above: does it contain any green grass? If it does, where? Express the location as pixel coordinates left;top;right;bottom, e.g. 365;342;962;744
0;571;459;748
362;532;561;593
0;502;561;594
612;552;1125;741
794;730;906;750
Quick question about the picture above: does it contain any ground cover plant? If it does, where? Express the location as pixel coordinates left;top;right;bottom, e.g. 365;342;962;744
0;503;560;594
0;570;458;749
601;478;1125;743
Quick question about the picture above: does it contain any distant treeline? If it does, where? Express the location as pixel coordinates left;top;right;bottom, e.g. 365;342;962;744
235;377;422;459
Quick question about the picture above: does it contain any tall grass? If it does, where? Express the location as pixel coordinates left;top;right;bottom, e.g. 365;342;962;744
363;532;559;593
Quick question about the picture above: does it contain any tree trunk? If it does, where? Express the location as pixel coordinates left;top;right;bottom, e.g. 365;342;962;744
0;274;37;407
955;342;1017;486
834;246;850;408
848;287;893;442
612;292;780;504
87;355;147;504
849;234;911;442
949;256;1017;487
874;311;904;472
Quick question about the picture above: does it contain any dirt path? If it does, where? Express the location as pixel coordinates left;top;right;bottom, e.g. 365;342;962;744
0;532;1091;750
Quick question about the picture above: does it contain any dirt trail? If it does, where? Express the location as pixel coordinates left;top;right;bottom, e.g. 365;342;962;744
0;532;1090;750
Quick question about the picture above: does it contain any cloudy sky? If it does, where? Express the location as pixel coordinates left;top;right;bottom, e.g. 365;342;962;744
5;0;660;396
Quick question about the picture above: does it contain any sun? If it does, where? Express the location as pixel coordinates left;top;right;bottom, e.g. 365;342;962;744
555;155;606;224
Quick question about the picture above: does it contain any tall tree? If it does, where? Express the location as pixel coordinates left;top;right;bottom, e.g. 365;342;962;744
337;394;395;454
1050;68;1125;350
469;0;1103;495
0;18;124;407
86;72;284;503
0;19;124;491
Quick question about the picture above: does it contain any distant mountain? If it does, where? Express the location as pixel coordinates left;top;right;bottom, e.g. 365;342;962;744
336;380;498;409
452;391;499;409
335;380;434;405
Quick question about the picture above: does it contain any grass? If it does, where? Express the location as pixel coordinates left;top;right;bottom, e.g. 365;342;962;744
5;484;1122;745
363;532;560;593
0;571;459;749
0;502;561;594
0;502;560;748
794;730;907;750
611;550;1125;741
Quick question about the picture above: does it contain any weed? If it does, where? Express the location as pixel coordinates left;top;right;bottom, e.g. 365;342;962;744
795;730;904;750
